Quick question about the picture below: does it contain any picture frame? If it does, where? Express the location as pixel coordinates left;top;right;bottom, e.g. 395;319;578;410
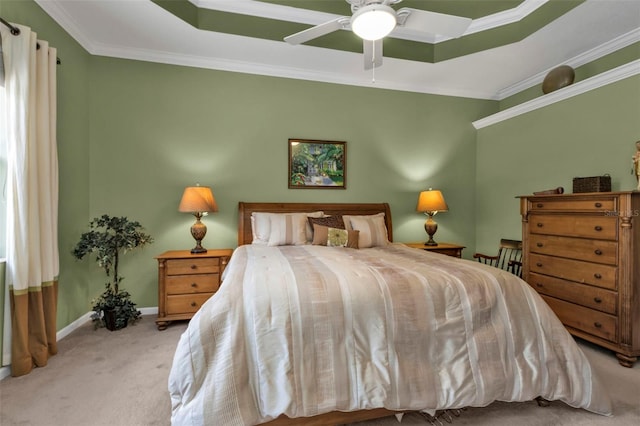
288;139;346;189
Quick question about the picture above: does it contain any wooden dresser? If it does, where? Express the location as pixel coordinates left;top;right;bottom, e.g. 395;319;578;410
519;192;639;367
155;249;233;330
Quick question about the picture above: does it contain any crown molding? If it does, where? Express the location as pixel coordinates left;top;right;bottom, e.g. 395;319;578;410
473;59;640;129
498;27;640;99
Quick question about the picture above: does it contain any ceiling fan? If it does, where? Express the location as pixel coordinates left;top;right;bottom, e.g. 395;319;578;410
284;0;473;70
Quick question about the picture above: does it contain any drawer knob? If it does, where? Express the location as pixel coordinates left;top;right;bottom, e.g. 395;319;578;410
594;273;602;279
536;203;544;208
191;264;197;269
191;282;197;288
536;283;543;288
536;223;544;228
595;202;602;208
594;297;602;303
594;226;603;232
536;262;543;267
190;302;197;307
594;249;603;255
594;322;602;328
536;242;543;247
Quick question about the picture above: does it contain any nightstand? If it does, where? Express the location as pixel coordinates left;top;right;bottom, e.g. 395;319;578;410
404;242;465;258
155;249;233;330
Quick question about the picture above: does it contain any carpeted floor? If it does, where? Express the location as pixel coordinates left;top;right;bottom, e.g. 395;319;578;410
0;315;638;426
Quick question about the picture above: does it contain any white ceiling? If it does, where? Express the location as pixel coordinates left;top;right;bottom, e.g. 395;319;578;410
35;0;640;100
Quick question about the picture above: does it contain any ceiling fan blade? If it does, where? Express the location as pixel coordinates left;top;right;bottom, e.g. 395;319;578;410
284;17;347;45
398;8;472;38
363;39;383;70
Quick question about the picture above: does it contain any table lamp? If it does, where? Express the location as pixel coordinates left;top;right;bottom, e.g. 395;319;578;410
416;188;448;246
179;185;218;253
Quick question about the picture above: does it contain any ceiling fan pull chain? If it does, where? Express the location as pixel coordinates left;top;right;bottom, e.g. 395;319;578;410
371;39;376;83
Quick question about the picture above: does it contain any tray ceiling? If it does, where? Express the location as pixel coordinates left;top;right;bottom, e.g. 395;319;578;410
33;0;640;99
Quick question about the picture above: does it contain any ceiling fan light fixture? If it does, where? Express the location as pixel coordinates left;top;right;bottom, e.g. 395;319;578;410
351;4;397;41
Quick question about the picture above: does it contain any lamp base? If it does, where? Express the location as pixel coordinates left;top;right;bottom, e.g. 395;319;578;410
424;215;439;246
190;214;208;254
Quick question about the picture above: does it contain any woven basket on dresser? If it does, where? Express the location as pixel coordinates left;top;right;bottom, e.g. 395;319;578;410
572;175;611;193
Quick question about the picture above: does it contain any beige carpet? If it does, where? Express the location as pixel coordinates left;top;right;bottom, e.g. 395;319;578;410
0;315;638;426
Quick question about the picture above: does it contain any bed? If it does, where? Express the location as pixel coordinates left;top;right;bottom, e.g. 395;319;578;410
169;202;612;426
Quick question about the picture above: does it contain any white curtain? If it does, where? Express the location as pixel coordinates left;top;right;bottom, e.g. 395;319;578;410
1;23;59;377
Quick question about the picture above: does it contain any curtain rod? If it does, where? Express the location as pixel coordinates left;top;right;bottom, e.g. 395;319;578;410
1;17;21;35
0;17;61;64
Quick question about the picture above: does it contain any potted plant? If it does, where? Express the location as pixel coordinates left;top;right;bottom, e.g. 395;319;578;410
72;215;154;330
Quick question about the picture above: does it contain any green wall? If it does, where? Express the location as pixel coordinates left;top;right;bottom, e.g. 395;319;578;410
476;75;640;255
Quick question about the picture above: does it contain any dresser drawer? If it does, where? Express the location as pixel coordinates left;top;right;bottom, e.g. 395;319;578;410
166;293;213;315
529;234;618;265
166;257;221;275
528;273;617;314
529;197;616;212
529;253;617;290
166;274;220;295
529;214;617;240
542;296;617;342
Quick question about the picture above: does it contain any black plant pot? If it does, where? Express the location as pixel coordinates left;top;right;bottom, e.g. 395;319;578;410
103;309;128;331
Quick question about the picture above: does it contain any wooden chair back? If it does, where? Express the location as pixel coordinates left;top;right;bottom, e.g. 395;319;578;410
473;239;523;277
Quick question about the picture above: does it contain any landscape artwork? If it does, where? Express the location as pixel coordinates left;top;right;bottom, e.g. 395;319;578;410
288;139;346;189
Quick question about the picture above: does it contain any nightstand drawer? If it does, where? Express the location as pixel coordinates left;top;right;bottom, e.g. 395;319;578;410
166;293;213;315
529;234;617;265
529;272;617;314
166;274;220;295
542;296;617;342
166;257;220;275
530;253;617;290
529;214;617;240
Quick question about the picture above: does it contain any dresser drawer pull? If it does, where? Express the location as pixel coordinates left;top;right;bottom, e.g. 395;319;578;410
594;249;603;255
191;282;197;288
594;297;602;304
535;283;543;288
594;273;602;279
594;322;602;328
594;226;603;232
594;202;602;208
536;223;544;228
536;262;543;267
190;301;197;307
536;203;544;208
536;242;543;247
191;264;198;270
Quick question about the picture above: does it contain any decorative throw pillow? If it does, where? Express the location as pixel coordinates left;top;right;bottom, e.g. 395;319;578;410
308;215;345;231
346;213;389;248
312;224;330;245
313;224;358;248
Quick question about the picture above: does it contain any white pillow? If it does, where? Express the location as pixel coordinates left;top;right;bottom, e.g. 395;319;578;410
251;211;323;245
345;213;389;248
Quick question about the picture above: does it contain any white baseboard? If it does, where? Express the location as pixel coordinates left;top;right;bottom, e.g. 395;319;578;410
0;306;159;381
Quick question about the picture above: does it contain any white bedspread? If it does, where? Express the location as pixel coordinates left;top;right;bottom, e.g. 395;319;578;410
169;244;612;425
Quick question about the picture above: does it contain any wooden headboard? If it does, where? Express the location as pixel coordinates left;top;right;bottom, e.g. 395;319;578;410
238;202;393;246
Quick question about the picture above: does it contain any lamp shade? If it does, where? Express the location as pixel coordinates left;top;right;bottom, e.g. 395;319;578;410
178;186;218;213
416;189;448;213
351;4;397;41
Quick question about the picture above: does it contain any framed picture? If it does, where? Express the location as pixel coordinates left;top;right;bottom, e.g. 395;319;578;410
288;139;346;189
